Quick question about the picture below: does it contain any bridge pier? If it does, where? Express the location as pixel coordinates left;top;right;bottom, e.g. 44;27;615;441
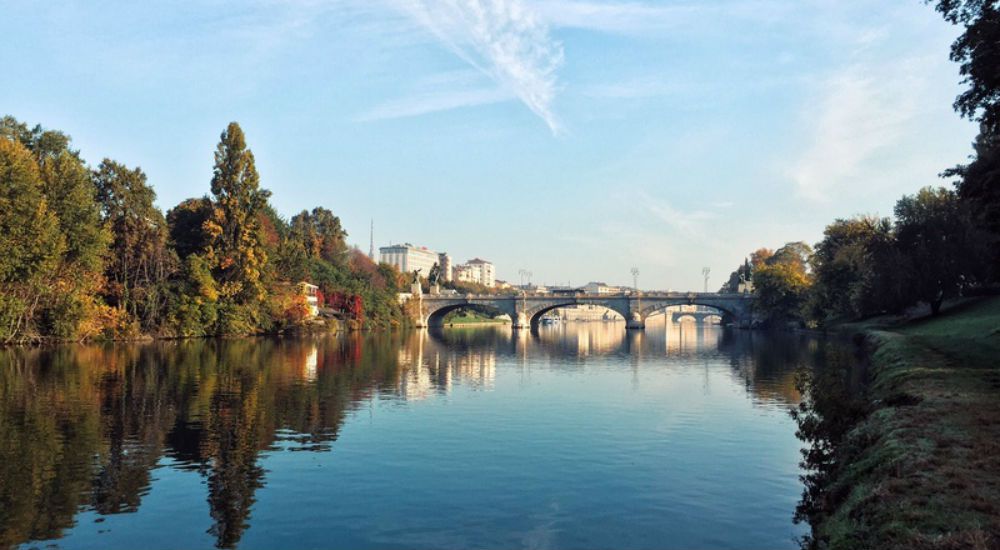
626;318;645;330
512;312;529;330
626;298;644;330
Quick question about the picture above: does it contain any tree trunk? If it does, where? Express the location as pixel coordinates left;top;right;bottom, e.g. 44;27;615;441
930;298;943;316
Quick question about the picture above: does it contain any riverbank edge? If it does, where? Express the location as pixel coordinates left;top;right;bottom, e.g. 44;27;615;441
0;318;422;347
809;297;1000;549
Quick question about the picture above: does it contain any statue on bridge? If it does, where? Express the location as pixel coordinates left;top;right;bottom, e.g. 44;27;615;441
428;263;442;295
411;268;423;297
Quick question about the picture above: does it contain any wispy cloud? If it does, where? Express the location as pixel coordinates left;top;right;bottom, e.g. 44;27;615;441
787;60;924;202
356;70;516;121
387;0;564;133
635;190;716;238
357;81;513;121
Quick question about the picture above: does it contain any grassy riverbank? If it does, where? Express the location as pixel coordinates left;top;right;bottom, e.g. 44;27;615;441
443;311;507;325
814;296;1000;549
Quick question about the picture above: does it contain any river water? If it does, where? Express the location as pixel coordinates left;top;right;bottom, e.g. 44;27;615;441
0;321;849;549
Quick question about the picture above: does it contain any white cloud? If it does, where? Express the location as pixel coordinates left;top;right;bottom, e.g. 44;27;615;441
387;0;564;133
787;59;925;202
636;192;716;238
357;86;514;121
356;70;515;121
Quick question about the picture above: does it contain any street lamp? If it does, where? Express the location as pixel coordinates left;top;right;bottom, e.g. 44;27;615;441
518;269;533;289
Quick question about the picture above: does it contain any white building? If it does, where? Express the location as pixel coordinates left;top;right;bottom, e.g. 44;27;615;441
583;282;622;295
454;258;495;287
298;282;320;317
553;304;622;321
379;243;440;277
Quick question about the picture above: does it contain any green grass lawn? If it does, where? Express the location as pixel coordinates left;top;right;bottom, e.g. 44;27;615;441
442;311;506;324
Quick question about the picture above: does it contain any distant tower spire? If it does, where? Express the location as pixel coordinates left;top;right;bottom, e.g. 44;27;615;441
368;218;375;260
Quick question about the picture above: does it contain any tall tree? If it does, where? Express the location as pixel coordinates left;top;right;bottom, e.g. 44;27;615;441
809;216;902;321
753;242;813;325
894;186;981;315
0;117;110;338
0;138;65;341
93;159;176;329
928;0;1000;277
205;123;271;303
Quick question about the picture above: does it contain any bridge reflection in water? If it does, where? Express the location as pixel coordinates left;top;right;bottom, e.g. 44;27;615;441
0;323;817;549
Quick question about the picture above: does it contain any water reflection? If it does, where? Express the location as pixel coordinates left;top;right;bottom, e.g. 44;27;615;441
0;324;844;549
790;340;870;547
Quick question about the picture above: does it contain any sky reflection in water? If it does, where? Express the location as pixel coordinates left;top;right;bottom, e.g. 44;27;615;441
0;322;832;549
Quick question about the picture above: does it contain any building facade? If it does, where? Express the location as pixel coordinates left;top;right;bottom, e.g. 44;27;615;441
379;243;440;277
454;258;495;287
583;282;622;295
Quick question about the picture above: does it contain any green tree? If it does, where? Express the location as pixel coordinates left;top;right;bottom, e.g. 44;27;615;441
206;123;271;304
753;242;813;326
167;197;215;259
769;241;811;272
0;138;65;342
93;159;176;330
928;0;1000;277
894;186;981;315
289;207;347;265
1;117;111;338
39;150;108;274
272;237;311;283
754;263;812;326
809;216;904;322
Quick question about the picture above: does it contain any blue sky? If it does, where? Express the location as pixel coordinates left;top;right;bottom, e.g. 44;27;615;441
1;0;976;290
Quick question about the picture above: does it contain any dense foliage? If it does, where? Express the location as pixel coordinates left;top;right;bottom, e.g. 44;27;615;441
0;118;409;342
721;186;990;327
929;0;1000;278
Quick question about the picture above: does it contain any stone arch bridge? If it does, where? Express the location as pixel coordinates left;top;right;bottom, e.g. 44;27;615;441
410;292;754;330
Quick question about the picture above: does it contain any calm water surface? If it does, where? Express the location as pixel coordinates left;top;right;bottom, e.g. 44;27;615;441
1;322;847;549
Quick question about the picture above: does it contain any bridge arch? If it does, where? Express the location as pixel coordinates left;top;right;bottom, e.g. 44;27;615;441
639;300;744;326
425;302;513;328
671;311;724;324
526;302;628;328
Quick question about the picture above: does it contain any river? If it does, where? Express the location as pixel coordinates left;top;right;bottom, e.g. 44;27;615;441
0;321;853;549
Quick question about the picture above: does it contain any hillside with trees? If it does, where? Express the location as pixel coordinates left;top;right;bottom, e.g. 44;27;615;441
0;117;408;343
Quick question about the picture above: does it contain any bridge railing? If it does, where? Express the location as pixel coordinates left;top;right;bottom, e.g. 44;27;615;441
421;291;752;300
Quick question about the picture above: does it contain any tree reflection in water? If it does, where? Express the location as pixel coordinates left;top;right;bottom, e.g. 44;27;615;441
0;337;407;548
790;337;869;548
0;326;838;549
